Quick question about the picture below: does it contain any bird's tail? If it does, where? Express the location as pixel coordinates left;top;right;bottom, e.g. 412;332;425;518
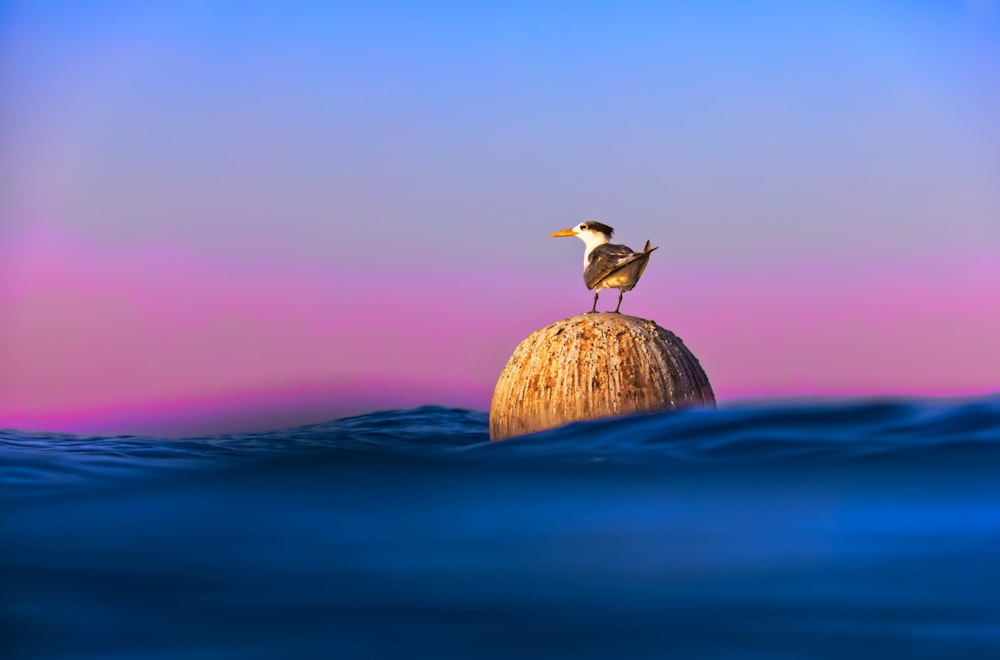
635;240;657;281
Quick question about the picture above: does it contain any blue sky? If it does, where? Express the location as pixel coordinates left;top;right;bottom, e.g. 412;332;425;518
3;1;999;433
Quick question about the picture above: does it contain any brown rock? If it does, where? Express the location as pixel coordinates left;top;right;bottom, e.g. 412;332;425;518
489;313;714;440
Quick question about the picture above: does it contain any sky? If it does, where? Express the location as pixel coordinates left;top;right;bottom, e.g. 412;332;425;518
2;1;999;435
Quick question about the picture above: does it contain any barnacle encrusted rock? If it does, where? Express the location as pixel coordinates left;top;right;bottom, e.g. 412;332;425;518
489;314;714;440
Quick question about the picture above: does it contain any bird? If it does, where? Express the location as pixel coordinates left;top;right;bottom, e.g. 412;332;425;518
550;221;658;314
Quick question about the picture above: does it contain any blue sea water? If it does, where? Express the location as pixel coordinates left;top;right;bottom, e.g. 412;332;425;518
3;396;1000;659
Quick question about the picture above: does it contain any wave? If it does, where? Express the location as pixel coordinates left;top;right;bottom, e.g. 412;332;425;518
3;395;1000;659
3;395;999;497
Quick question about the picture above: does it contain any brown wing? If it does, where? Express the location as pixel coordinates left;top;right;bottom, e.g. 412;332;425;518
584;243;639;289
584;242;659;290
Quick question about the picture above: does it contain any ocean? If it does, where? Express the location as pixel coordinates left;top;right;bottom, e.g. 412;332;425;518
3;396;1000;659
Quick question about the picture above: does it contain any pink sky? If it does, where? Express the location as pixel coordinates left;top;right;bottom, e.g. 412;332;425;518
3;2;999;435
2;223;997;435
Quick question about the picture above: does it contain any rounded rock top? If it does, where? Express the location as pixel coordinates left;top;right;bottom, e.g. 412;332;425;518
489;313;715;440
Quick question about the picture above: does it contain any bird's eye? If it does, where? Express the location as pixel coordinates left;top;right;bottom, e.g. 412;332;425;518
580;223;587;230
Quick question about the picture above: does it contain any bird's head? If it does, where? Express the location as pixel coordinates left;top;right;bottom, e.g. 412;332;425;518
550;221;615;242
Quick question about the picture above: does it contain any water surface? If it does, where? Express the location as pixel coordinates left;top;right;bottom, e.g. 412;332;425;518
3;397;1000;658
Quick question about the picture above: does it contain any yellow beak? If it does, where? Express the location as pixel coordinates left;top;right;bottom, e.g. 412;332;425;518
550;228;577;238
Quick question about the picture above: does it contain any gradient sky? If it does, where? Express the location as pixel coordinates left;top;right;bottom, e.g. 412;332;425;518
2;1;999;435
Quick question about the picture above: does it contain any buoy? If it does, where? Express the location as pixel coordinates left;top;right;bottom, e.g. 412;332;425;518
489;313;714;440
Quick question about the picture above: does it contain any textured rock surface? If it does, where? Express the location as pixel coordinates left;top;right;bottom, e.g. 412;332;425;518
490;314;714;440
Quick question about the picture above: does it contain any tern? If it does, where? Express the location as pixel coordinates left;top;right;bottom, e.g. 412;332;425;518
550;221;658;314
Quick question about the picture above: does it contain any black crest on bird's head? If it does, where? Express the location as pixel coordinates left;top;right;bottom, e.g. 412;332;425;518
580;221;614;238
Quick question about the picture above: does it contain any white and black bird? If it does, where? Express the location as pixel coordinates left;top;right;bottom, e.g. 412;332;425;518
550;221;658;314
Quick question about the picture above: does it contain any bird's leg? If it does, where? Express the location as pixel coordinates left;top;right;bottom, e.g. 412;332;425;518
590;291;599;313
614;290;624;313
